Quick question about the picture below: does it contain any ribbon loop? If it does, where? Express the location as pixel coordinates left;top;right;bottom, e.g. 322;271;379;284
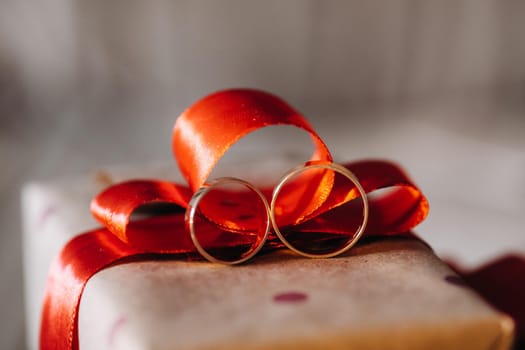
346;160;429;235
172;89;332;191
91;180;192;243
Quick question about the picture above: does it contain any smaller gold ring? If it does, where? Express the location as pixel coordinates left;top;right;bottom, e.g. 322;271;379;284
186;177;271;265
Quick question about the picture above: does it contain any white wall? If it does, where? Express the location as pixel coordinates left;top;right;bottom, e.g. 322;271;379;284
2;0;524;111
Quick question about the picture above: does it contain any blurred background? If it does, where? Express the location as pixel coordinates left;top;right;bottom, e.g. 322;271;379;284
1;1;525;348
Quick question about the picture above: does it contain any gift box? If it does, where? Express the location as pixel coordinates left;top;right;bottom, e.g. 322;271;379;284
24;89;516;349
23;162;514;350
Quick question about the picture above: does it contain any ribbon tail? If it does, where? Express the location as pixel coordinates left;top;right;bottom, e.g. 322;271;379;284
39;214;196;350
40;229;134;350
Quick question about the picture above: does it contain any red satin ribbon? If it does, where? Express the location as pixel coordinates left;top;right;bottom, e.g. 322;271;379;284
40;89;429;349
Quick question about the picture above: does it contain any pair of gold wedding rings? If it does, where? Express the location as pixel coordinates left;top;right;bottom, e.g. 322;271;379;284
185;162;369;264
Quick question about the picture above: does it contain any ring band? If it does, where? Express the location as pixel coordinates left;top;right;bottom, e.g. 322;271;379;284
186;177;271;265
270;162;369;259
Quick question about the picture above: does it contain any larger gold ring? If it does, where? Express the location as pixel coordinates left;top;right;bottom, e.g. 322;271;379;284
270;162;369;259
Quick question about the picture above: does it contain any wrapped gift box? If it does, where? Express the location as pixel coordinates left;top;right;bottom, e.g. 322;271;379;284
22;164;514;349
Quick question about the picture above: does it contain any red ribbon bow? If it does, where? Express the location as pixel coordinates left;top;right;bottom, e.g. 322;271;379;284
40;89;429;349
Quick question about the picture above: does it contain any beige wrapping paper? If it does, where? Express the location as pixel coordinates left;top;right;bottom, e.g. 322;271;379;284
22;164;514;350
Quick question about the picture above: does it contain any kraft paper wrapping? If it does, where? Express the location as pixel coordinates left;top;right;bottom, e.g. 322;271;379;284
22;164;514;350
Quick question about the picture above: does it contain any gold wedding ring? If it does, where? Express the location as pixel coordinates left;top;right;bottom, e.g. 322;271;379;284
270;162;369;259
186;177;271;265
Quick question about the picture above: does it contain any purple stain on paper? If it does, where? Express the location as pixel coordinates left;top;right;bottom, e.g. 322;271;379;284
445;275;468;288
38;205;57;227
108;316;127;346
273;291;308;303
